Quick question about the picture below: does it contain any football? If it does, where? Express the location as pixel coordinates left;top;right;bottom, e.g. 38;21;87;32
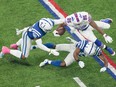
56;27;66;35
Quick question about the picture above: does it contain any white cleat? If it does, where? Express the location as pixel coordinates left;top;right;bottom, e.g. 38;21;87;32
66;37;77;44
111;51;115;56
39;59;49;67
0;52;4;58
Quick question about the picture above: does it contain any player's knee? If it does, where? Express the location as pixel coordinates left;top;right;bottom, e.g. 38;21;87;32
60;61;66;67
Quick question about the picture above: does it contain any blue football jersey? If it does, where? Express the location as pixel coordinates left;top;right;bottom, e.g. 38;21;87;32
76;40;102;56
27;21;46;39
76;40;88;52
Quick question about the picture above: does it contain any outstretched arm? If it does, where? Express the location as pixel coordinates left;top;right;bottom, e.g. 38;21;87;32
73;48;85;68
90;19;113;43
98;53;108;67
98;53;108;72
35;39;59;56
90;19;105;35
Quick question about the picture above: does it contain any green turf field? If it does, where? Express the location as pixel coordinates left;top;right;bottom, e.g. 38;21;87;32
0;0;116;87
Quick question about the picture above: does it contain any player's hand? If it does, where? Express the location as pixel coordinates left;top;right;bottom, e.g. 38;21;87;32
103;34;113;43
53;30;60;37
16;28;21;35
78;61;85;68
100;67;107;72
49;49;59;56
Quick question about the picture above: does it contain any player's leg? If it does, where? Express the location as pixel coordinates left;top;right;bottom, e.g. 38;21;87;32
100;18;113;24
0;31;31;59
39;50;75;67
20;31;32;59
55;44;75;52
10;38;22;49
79;28;115;56
31;43;56;50
39;59;64;67
94;21;110;29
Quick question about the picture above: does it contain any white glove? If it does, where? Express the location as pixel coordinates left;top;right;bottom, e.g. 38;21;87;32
16;27;29;35
78;61;85;68
53;30;60;37
100;67;107;72
66;37;77;44
49;49;59;56
103;34;113;43
16;28;22;35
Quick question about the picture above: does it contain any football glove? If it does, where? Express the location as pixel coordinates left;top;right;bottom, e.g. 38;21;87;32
78;61;85;68
49;49;59;56
103;34;113;43
53;30;60;37
100;67;107;72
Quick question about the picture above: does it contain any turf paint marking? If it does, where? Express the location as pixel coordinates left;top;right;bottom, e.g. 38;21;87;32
73;77;87;87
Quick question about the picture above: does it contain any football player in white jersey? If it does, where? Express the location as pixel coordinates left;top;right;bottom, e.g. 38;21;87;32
53;11;115;56
39;37;108;72
0;18;64;59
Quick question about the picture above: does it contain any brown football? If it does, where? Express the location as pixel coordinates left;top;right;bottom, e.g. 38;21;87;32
56;27;66;35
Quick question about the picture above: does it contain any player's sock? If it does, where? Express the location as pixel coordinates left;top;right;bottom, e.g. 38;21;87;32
10;50;22;58
44;43;55;49
50;60;62;67
95;39;115;56
105;46;115;55
95;39;103;47
100;18;113;24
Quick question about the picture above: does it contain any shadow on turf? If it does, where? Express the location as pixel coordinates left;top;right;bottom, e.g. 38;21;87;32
8;58;31;66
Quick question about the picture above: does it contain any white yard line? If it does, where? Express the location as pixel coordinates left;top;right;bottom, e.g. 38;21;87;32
73;77;87;87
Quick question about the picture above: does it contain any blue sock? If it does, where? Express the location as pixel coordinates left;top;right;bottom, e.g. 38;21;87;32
101;19;112;24
51;60;62;67
95;39;103;47
44;43;55;49
105;46;114;54
95;39;114;54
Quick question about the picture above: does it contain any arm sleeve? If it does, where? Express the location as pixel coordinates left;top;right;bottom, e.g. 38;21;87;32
52;18;65;25
35;39;50;52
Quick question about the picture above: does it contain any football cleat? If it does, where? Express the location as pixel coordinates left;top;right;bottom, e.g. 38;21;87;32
0;52;4;58
111;51;115;56
39;59;49;67
10;44;18;49
1;46;10;54
100;18;113;24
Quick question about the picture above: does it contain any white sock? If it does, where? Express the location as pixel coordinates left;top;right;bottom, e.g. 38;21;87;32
10;50;22;59
48;60;52;64
16;38;22;46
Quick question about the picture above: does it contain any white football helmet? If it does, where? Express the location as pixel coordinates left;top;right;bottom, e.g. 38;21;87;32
39;18;54;32
84;42;96;56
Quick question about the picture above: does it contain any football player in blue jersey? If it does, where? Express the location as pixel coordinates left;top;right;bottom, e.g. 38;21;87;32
0;18;64;59
39;37;108;72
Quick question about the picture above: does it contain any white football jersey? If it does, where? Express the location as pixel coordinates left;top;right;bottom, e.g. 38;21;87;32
65;12;92;31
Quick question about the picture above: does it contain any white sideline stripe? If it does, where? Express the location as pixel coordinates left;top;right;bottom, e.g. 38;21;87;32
108;63;116;75
35;86;40;87
73;77;87;87
99;58;116;75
